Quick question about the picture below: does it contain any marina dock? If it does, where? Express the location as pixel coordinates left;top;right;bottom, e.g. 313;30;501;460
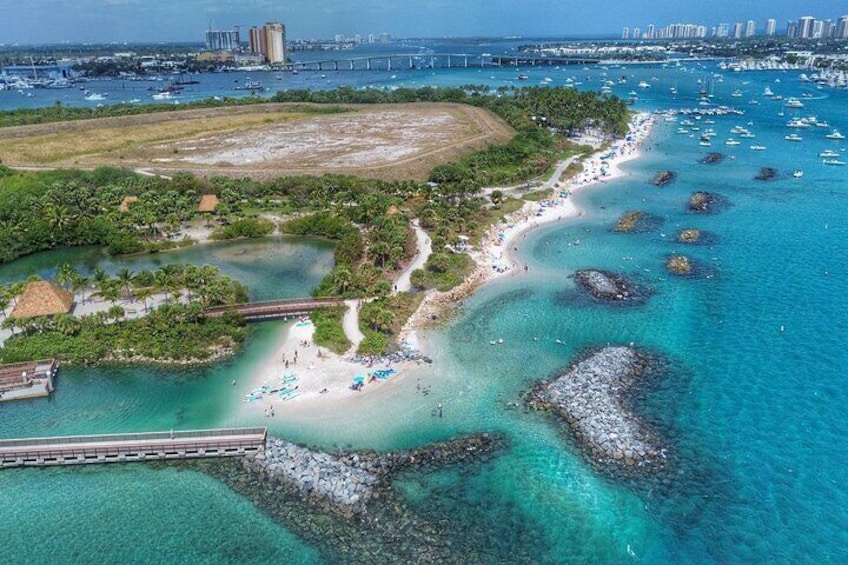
0;427;267;468
0;359;57;402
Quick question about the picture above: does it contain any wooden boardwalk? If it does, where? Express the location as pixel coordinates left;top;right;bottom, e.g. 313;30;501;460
205;297;343;321
0;427;267;468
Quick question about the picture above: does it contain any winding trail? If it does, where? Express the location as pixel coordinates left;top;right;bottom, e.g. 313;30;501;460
343;299;365;352
393;219;432;294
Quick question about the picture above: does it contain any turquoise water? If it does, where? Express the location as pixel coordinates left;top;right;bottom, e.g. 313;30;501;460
1;61;848;562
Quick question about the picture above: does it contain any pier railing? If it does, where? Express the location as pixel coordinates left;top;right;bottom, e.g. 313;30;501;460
0;427;267;468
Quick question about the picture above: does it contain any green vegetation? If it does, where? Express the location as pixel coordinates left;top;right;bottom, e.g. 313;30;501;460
310;306;350;355
0;303;248;365
410;252;474;292
210;217;275;240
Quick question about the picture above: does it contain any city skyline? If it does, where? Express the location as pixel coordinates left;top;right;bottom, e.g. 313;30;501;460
2;1;848;45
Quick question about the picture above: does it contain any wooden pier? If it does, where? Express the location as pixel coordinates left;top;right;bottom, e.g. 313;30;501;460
205;296;343;321
0;427;267;468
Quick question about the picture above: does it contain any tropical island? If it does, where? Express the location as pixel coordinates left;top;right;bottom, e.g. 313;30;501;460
0;84;651;420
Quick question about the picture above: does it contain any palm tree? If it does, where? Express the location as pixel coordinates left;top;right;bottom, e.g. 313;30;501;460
116;268;136;301
0;293;9;318
135;286;154;313
92;267;109;296
333;267;353;294
54;263;77;292
107;305;125;324
72;274;91;305
100;280;121;306
7;281;26;307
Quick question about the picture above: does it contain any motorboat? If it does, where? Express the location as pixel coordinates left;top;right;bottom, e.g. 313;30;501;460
786;119;809;128
750;145;767;151
725;139;740;146
638;81;650;88
785;97;804;108
731;89;743;97
825;130;845;140
793;170;803;177
819;150;839;158
784;133;803;142
823;159;846;165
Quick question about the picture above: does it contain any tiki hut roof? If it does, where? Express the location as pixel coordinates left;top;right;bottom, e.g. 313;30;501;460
118;196;139;212
10;281;74;319
198;194;220;213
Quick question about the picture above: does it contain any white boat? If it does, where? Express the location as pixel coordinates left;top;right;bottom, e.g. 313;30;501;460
740;132;756;139
152;91;174;100
750;145;767;151
725;139;740;146
819;150;839;158
638;81;650;88
763;86;774;96
816;121;830;128
793;170;804;178
825;130;845;140
731;89;743;97
785;97;804;108
699;141;711;147
784;133;803;142
84;93;106;101
786;119;809;128
823;159;846;165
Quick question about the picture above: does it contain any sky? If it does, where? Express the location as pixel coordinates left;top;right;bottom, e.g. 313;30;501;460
1;0;846;45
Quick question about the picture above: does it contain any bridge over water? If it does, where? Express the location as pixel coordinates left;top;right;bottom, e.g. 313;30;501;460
205;296;343;321
285;53;600;72
0;427;267;468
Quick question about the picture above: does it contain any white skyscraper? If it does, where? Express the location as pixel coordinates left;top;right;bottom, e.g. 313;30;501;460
838;16;848;39
766;19;777;36
745;20;756;37
812;20;824;38
647;24;655;39
797;16;815;39
716;23;729;38
633;27;640;39
622;27;630;39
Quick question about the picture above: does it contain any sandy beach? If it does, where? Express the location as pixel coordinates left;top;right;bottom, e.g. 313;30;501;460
398;112;656;350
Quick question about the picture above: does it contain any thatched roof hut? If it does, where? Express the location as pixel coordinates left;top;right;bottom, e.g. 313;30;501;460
9;281;74;319
198;194;220;213
119;196;139;212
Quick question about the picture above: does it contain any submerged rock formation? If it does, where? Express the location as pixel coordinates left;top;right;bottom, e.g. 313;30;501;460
614;210;645;232
573;269;641;302
666;255;693;275
650;170;677;186
687;191;722;214
529;347;666;475
698;152;724;165
755;167;778;181
677;229;702;243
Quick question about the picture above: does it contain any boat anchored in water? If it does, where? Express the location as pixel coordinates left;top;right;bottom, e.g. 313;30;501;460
784;133;803;142
825;130;845;140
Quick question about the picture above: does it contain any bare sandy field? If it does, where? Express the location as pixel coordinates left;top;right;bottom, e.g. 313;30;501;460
0;103;514;181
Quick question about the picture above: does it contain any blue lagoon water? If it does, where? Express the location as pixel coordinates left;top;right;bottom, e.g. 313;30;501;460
2;51;848;562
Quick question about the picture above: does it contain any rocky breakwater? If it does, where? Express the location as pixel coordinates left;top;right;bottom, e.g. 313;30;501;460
573;269;645;304
243;433;505;518
755;167;779;181
529;346;666;476
650;170;677;186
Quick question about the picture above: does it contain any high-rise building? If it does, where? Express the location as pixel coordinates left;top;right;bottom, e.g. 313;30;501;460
732;22;743;39
745;20;756;37
716;23;729;38
248;22;286;64
622;27;630;40
206;29;240;51
368;33;375;44
797;16;815;39
766;19;777;36
647;24;655;39
633;27;640;40
812;19;824;38
786;21;797;38
838;16;848;39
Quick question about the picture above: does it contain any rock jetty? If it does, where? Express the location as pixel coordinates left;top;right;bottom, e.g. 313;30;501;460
243;433;505;517
650;170;676;186
529;347;666;475
698;152;724;165
687;191;722;214
573;269;641;302
755;167;778;181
